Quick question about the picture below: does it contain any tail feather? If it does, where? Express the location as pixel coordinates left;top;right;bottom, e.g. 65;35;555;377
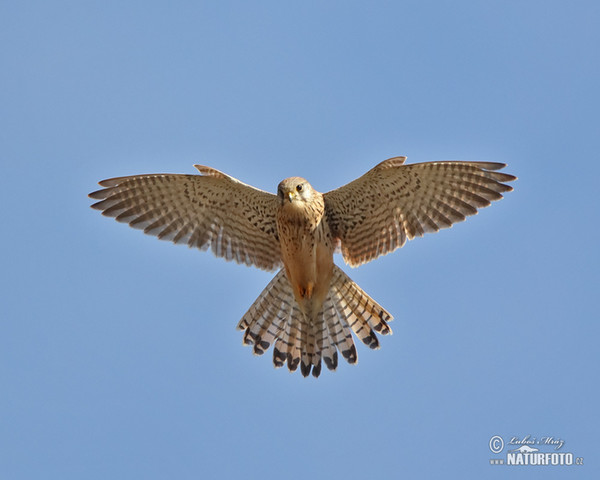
318;299;339;371
237;270;288;355
321;329;338;371
282;301;304;372
238;265;393;377
300;319;312;377
325;297;358;364
285;317;302;372
309;315;328;378
331;266;393;350
300;316;321;377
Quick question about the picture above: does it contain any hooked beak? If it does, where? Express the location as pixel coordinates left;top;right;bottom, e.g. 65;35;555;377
287;191;294;203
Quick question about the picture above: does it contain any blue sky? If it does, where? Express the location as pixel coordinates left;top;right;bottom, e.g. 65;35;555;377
1;1;598;478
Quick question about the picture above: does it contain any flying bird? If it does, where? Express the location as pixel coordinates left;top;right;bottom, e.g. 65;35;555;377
89;156;515;377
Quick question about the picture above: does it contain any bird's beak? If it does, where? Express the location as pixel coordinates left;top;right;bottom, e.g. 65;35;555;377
287;191;294;203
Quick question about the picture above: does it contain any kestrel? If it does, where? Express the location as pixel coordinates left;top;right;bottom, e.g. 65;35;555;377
89;156;515;377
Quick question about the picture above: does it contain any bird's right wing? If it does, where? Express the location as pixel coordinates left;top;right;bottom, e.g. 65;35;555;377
89;165;283;271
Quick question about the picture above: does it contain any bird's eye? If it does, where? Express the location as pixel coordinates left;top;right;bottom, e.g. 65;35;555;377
296;184;303;192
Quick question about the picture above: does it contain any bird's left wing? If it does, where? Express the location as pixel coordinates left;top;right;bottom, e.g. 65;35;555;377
89;165;283;271
324;157;516;267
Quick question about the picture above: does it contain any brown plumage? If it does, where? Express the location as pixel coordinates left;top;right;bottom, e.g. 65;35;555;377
89;157;516;377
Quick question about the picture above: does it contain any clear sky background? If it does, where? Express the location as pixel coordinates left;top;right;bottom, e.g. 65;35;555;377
1;1;598;479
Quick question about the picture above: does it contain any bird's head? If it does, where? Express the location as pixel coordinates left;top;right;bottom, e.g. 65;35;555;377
277;177;315;205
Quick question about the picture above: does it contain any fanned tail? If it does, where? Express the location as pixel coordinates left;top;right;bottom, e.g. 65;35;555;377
237;265;393;377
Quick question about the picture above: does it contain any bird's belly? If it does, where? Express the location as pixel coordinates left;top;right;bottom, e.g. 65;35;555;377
279;224;334;319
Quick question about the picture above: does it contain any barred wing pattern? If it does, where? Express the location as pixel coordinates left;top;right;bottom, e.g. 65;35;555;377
324;157;516;267
89;165;283;272
238;265;392;377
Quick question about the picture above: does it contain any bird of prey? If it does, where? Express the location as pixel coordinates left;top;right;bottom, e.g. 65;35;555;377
89;156;515;377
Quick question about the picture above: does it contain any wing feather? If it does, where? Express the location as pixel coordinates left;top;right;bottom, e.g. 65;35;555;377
324;157;516;266
90;165;282;271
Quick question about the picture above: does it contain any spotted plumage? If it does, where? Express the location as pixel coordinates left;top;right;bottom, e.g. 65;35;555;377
89;156;515;377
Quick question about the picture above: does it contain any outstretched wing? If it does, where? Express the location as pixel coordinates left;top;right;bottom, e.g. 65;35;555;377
89;165;283;271
324;157;516;267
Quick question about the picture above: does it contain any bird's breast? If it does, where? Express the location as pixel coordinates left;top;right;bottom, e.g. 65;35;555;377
276;200;334;319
